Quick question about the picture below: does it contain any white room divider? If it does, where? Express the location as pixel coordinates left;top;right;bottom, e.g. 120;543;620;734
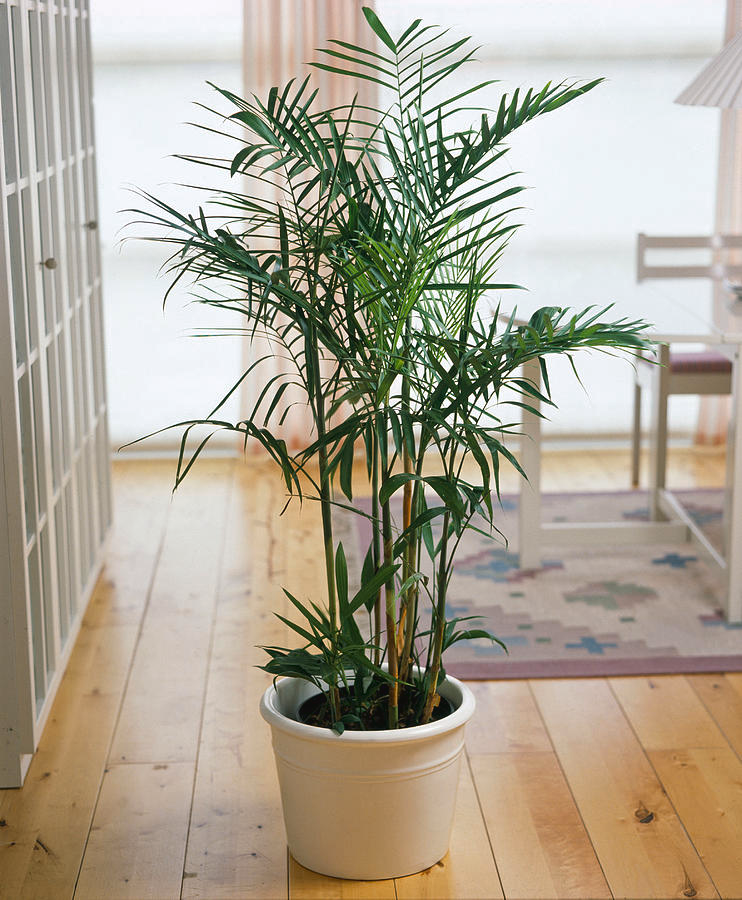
0;0;110;786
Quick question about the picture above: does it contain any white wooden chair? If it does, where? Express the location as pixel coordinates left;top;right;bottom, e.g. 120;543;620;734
631;233;741;487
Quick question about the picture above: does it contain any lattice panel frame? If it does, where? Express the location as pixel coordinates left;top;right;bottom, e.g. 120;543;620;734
0;0;110;787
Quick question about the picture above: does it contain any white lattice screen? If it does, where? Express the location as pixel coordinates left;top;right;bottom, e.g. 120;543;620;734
0;0;110;786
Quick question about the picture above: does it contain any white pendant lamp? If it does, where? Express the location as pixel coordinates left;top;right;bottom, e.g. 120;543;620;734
676;29;742;109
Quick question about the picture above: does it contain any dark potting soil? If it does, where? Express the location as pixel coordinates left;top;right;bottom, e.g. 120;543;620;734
298;685;454;731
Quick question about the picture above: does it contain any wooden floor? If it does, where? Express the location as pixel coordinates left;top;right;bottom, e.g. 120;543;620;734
1;446;740;900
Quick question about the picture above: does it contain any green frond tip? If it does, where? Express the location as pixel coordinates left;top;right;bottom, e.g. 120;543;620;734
362;6;397;53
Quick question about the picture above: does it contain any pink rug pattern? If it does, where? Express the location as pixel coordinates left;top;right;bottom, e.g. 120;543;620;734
349;490;742;679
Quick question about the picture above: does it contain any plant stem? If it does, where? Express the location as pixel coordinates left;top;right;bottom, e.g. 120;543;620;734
399;476;419;684
371;427;382;665
398;320;415;684
398;440;414;683
421;509;450;724
381;485;399;729
309;323;341;722
402;445;428;684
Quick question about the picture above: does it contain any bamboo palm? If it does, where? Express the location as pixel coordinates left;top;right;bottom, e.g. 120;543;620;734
129;8;652;731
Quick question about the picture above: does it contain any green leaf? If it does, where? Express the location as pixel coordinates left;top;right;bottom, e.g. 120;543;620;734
362;6;397;53
277;205;290;271
282;589;329;637
339;433;355;501
398;572;426;598
230;145;253;176
421;519;435;560
388;408;403;454
394;505;446;555
350;562;400;616
379;472;419;506
309;61;394;90
400;409;416;459
274;612;319;646
423;475;465;517
335;542;349;610
361;544;375;589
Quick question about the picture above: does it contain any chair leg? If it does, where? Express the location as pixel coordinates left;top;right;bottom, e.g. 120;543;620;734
648;344;670;520
631;380;641;487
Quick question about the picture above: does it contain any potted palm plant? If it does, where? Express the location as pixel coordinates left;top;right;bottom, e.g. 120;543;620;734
131;8;650;881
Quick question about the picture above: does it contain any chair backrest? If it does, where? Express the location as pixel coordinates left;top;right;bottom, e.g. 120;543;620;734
636;233;742;282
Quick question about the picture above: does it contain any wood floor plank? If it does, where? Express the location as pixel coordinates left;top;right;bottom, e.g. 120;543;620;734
110;614;214;765
182;465;290;900
0;462;173;900
465;681;552;755
600;447;726;492
650;747;742;899
724;672;742;695
540;451;610;494
394;760;503;900
3;450;740;900
181;722;286;900
91;460;178;628
428;446;726;495
689;674;742;760
613;672;742;895
470;750;610;900
74;762;194;900
531;679;718;899
610;675;729;751
289;858;396;899
0;614;139;900
109;461;233;765
0;824;37;900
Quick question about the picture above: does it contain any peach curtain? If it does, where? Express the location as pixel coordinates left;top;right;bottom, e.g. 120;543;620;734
698;0;742;444
240;0;377;450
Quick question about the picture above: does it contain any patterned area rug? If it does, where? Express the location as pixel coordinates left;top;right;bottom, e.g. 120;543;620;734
351;490;742;679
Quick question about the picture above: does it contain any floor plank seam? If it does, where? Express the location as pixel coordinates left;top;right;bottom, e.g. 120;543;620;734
179;463;237;900
463;748;507;900
631;753;722;900
70;488;174;900
285;845;291;900
605;677;722;900
525;678;616;900
686;675;742;768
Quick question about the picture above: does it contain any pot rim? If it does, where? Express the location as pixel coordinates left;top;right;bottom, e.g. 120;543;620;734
259;672;475;744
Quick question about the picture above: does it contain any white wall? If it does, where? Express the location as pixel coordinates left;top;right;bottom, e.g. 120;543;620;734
91;3;243;449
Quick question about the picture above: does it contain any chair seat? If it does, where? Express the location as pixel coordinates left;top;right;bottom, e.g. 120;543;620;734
638;350;732;374
669;350;732;374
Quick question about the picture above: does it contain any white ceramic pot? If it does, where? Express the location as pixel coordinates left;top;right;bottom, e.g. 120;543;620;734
260;672;475;880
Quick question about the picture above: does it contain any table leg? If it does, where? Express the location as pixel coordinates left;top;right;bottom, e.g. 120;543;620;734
725;350;742;622
519;357;542;570
648;343;670;520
